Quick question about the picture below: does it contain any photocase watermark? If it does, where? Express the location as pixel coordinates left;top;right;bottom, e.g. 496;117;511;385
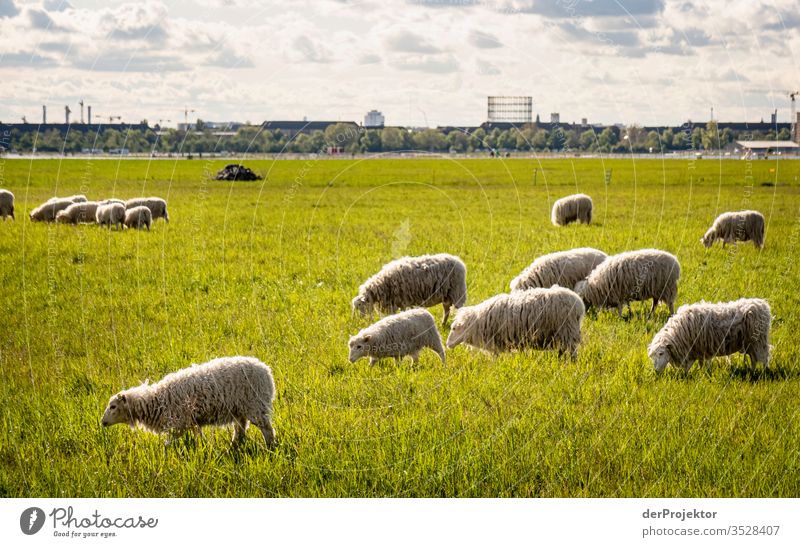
20;507;45;535
18;505;159;539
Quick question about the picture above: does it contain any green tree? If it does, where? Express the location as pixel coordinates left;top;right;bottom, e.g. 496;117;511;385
579;129;596;150
325;123;360;152
381;127;407;151
413;129;448;152
359;130;382;153
468;128;486;150
447;130;469;153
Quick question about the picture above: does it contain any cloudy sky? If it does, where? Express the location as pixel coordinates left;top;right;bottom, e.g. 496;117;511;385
1;0;798;127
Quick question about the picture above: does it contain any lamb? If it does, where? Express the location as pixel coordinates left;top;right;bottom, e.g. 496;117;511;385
551;193;593;226
574;249;680;317
0;189;14;220
55;201;100;224
446;286;585;358
348;308;446;366
101;356;276;447
701;210;765;249
510;247;607;291
648;299;771;373
124;205;152;230
125;197;169;222
352;253;467;326
95;203;126;229
29;198;76;222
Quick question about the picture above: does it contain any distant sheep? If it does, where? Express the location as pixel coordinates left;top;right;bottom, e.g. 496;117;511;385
96;203;126;229
702;210;765;249
352;253;467;325
446;286;585;358
551;193;592;226
47;194;87;204
0;189;14;220
125;197;169;222
124;205;152;230
30;198;75;222
574;249;680;317
98;198;126;206
101;356;276;447
510;247;607;291
648;298;771;372
55;201;100;224
349;308;445;365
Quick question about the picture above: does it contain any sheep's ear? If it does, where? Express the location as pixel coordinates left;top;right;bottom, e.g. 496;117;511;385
363;335;371;342
119;394;127;402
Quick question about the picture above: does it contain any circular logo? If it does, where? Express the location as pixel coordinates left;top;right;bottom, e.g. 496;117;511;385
20;507;45;535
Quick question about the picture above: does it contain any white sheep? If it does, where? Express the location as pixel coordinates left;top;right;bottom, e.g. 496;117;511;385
648;298;771;373
446;286;585;358
124;205;152;230
551;193;592;226
47;194;87;204
352;253;467;326
574;249;680;317
510;247;607;291
101;356;276;447
96;203;126;229
0;189;14;220
30;198;76;222
55;201;100;224
701;210;765;249
125;197;169;222
348;308;446;365
98;198;126;206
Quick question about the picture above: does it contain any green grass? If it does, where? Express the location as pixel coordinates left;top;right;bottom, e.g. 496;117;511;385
1;156;799;497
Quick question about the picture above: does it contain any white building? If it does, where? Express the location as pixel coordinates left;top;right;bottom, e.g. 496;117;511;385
364;110;385;128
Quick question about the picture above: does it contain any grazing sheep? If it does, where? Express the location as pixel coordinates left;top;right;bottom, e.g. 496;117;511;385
96;203;126;229
29;198;75;222
101;356;276;446
349;308;446;366
352;253;467;326
648;298;771;373
98;198;126;206
0;189;14;220
47;194;87;204
55;201;100;224
551;193;593;226
574;249;680;317
701;210;765;249
124;205;152;230
125;197;169;222
446;286;585;358
510;247;607;291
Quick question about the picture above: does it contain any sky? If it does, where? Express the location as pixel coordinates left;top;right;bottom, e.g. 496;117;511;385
1;0;798;128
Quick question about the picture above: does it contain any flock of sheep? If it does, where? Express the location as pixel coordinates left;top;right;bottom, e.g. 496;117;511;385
2;188;773;448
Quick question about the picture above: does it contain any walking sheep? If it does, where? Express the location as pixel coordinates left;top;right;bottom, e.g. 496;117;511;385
349;308;446;366
55;201;100;224
96;203;126;229
101;356;276;447
446;286;585;358
124;205;152;230
574;249;680;317
551;193;593;226
29;198;76;222
0;189;14;220
125;197;169;222
352;253;467;326
648;299;771;373
510;247;607;291
701;210;765;249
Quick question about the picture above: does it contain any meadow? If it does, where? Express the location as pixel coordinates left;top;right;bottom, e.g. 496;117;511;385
1;155;799;497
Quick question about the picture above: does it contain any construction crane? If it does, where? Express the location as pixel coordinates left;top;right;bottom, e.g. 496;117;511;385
79;100;84;124
65;105;71;125
790;91;800;143
183;106;195;127
108;116;121;123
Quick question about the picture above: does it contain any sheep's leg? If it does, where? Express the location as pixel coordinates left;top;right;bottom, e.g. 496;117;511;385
394;356;402;366
616;304;624;318
668;301;675;315
232;418;248;445
411;351;420;366
369;356;378;366
650;298;658;315
252;415;276;448
442;303;451;326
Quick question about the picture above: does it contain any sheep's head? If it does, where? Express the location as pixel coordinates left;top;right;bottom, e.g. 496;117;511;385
351;294;372;317
700;229;715;248
348;334;371;363
101;392;131;427
55;211;70;224
648;343;671;373
446;309;473;348
573;279;593;308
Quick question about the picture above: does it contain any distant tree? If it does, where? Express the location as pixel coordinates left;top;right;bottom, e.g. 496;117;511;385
359;130;382;153
777;128;791;140
702;121;719;151
579;129;596;150
324;123;360;151
597;127;618;151
645;131;660;152
660;128;674;150
531;129;548;150
195;119;205;131
691;127;703;150
381;127;407;151
413;129;447;152
468;128;486;150
497;129;516;150
447;130;469;153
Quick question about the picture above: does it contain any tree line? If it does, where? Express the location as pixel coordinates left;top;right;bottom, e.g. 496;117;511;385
2;121;790;155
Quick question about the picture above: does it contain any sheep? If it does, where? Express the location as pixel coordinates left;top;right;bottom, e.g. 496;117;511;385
510;247;607;292
29;198;76;222
352;253;467;326
446;286;585;358
102;356;276;447
124;205;152;230
648;298;771;373
98;198;126;206
0;189;14;220
701;210;765;249
96;203;126;229
574;249;680;318
55;201;100;224
47;194;87;204
551;193;593;226
125;197;169;222
348;308;446;366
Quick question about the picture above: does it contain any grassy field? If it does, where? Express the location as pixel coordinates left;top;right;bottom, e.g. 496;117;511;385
1;156;799;497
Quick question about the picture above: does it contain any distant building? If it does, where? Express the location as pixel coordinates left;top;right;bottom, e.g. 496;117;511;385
364;110;385;128
487;96;532;124
581;118;588;126
177;121;244;131
550;113;560;124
